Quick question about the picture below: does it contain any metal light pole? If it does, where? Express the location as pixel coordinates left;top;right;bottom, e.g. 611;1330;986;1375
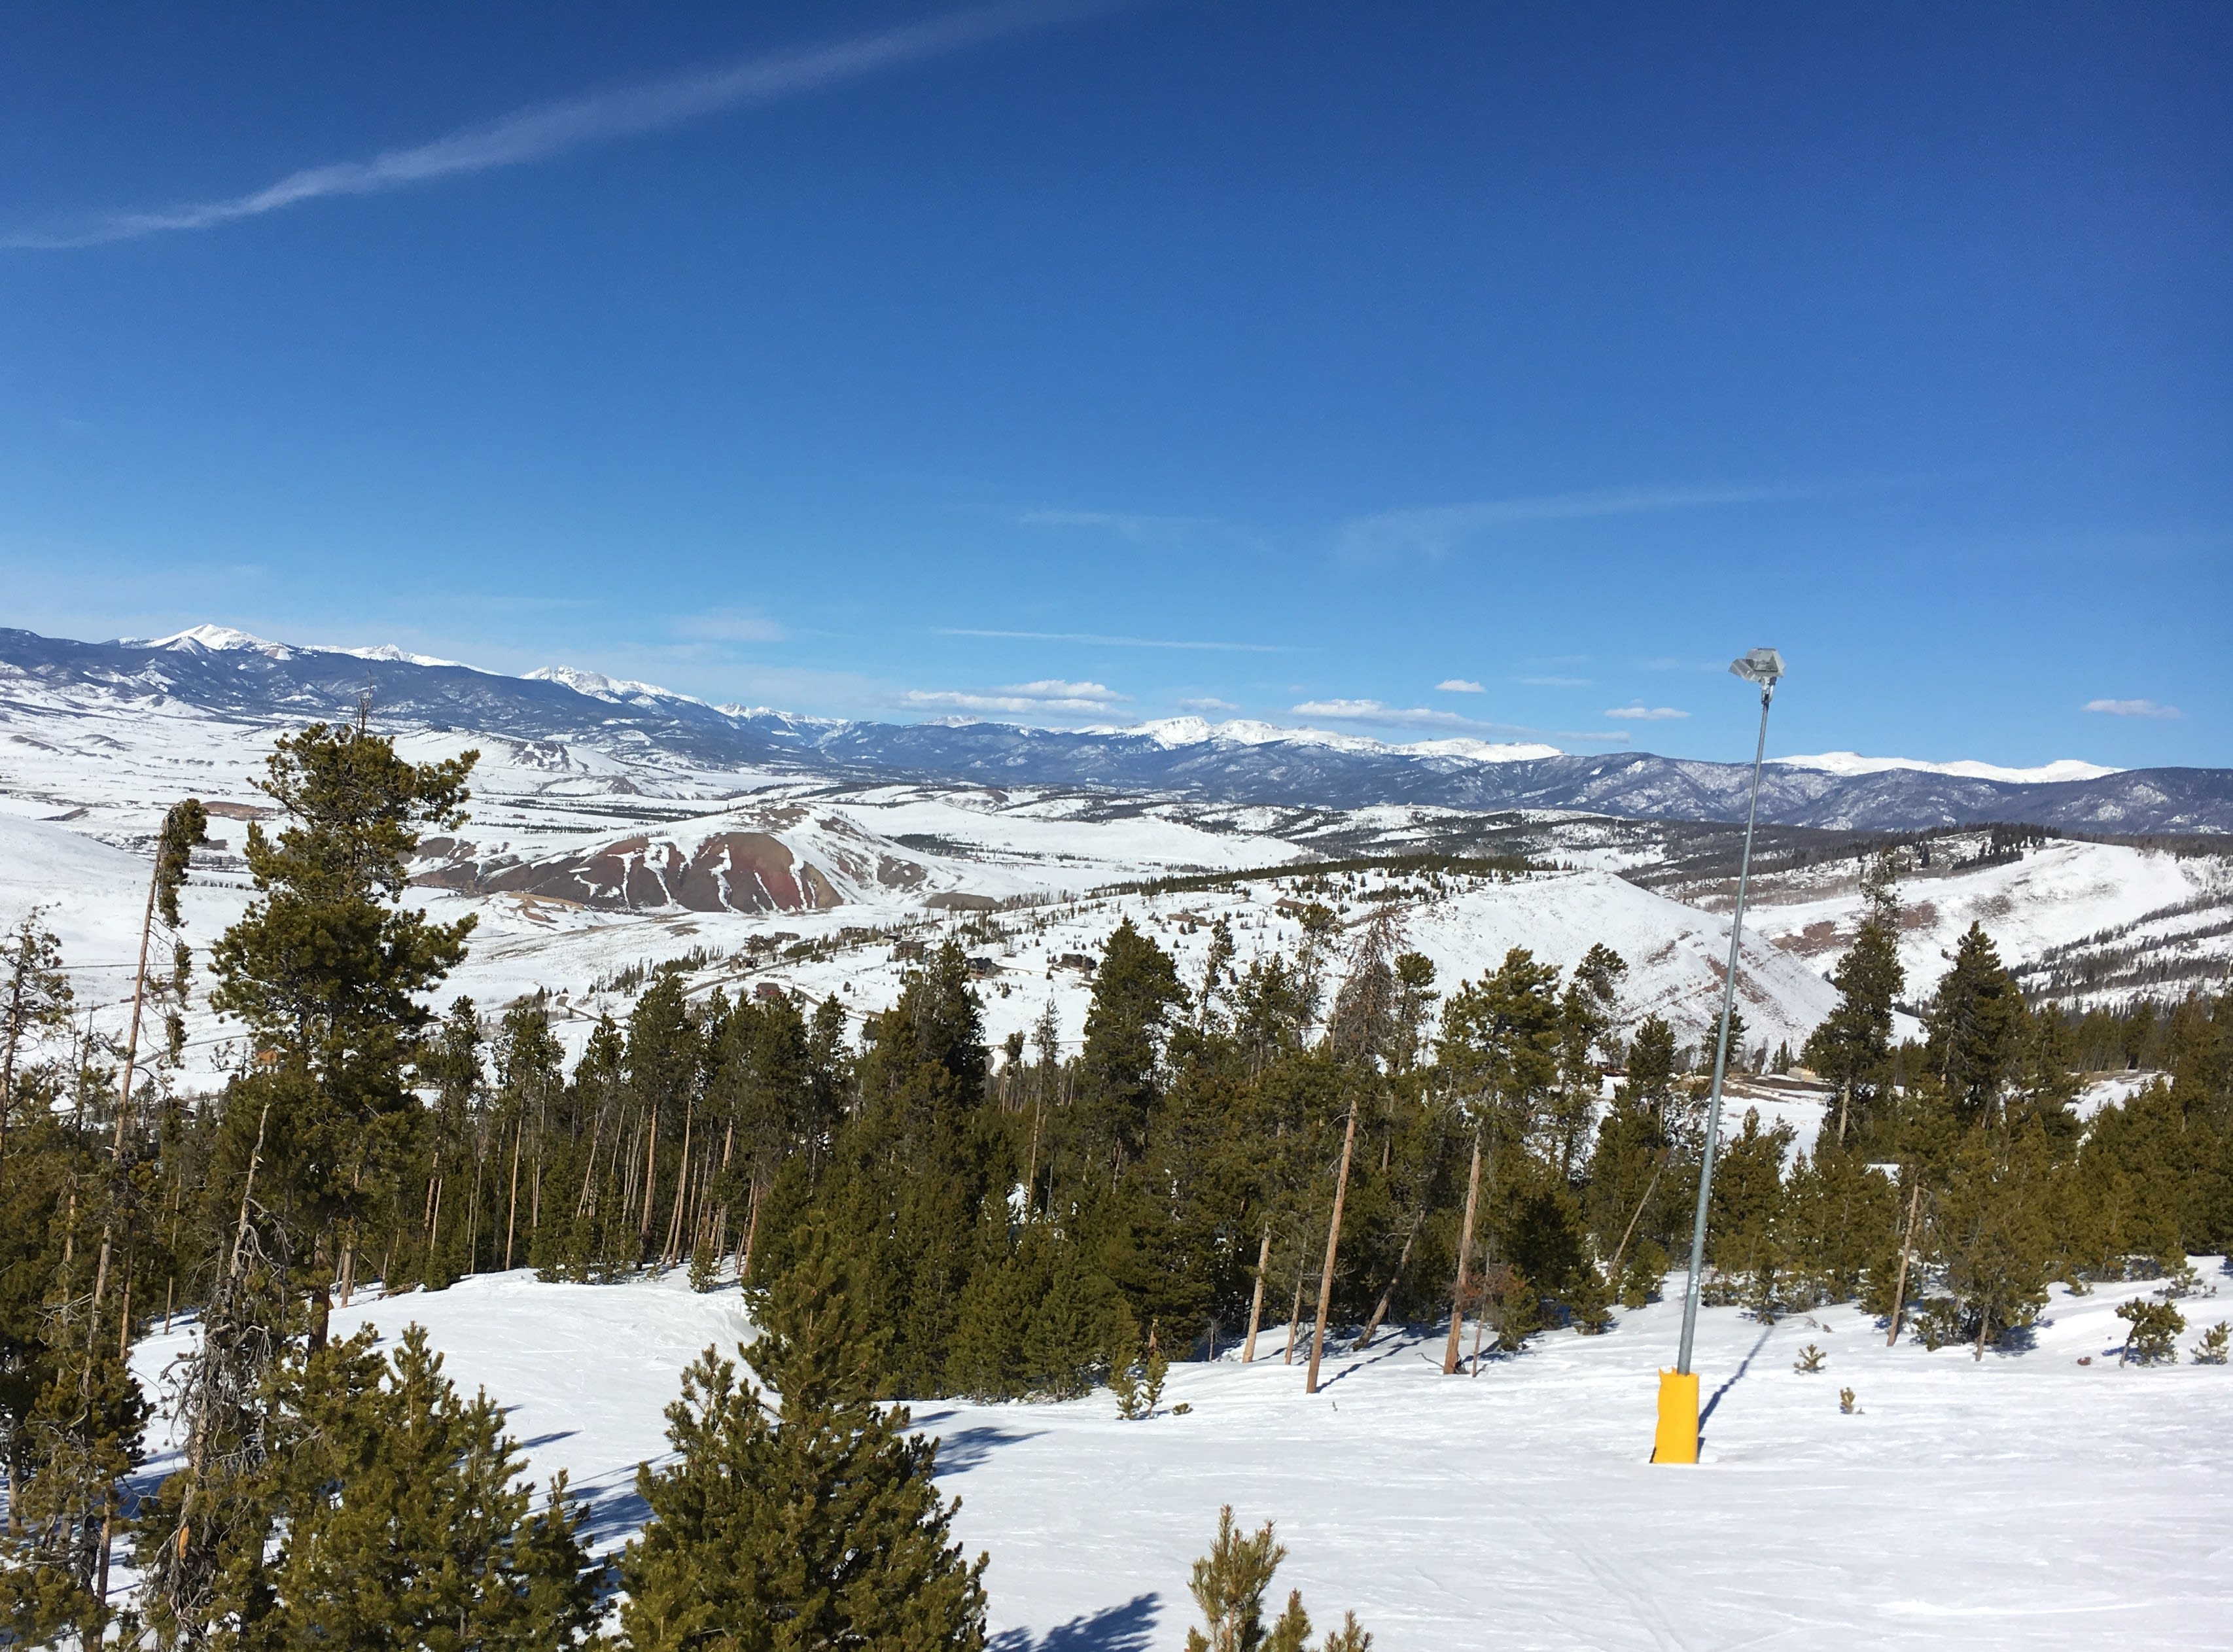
1654;646;1782;1464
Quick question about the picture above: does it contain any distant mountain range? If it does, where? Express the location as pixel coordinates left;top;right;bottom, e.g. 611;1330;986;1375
5;625;2227;835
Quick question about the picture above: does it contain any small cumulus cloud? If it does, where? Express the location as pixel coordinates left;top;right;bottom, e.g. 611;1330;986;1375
1295;698;1628;743
903;678;1127;716
2084;698;2181;719
1294;699;1495;732
1179;696;1239;712
673;607;787;643
1436;679;1485;694
1605;705;1690;722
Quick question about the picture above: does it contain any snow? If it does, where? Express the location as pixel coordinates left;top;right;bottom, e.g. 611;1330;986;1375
121;624;296;658
1749;839;2222;1007
1110;717;1560;764
525;665;694;703
1772;752;2120;784
315;642;480;669
127;1263;2233;1649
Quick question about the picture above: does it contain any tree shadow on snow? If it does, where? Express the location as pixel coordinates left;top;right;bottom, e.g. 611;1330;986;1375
1315;1333;1423;1391
1697;1322;1778;1441
574;1468;654;1548
932;1423;1047;1474
990;1592;1161;1652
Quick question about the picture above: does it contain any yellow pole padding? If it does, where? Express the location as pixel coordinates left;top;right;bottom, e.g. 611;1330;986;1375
1653;1369;1699;1464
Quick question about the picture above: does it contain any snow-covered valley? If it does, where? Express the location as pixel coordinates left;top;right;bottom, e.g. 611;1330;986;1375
2;639;2226;1109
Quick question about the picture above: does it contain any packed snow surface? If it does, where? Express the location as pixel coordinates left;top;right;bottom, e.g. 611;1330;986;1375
129;1265;2233;1649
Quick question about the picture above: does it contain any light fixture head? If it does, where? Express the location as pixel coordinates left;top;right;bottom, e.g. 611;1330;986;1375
1730;647;1784;686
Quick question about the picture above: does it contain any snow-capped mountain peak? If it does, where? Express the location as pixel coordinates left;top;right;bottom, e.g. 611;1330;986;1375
124;624;296;658
526;665;694;704
1772;751;2120;785
1115;716;1558;765
319;642;476;670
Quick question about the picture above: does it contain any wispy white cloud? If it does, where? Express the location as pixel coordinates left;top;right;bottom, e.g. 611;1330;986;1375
1336;484;1789;563
7;3;1104;250
1017;508;1212;544
938;627;1293;654
1436;678;1485;694
673;606;787;643
1606;705;1689;721
1295;698;1628;743
1179;696;1239;712
1519;675;1591;688
904;678;1126;715
2084;697;2181;719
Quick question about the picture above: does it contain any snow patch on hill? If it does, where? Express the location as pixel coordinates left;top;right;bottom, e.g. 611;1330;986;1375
1773;751;2119;784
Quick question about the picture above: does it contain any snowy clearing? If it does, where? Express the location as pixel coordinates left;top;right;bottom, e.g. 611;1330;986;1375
130;1265;2233;1650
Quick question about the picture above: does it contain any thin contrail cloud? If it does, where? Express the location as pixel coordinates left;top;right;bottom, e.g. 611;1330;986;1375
7;2;1106;251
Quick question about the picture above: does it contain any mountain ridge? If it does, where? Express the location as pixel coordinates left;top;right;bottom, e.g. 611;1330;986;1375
3;625;2226;834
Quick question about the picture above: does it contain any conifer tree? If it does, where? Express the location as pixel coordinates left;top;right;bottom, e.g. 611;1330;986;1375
0;1326;147;1645
206;717;478;1337
0;911;74;1177
1181;1506;1369;1652
251;1324;597;1649
1078;919;1185;1183
1804;851;1905;1146
1924;924;2028;1127
614;1229;989;1649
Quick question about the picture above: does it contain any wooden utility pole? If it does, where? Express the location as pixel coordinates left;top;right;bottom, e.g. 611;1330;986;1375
1305;1098;1360;1395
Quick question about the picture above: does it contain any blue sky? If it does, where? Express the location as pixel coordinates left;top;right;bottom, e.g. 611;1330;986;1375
1;1;2225;767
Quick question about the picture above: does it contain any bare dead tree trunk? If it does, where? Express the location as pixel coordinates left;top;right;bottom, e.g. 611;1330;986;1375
661;1100;695;1268
1306;1097;1361;1395
638;1107;659;1249
90;858;163;1318
1604;1149;1670;1293
1886;1175;1922;1346
1282;1248;1307;1366
741;1178;765;1284
1355;1208;1422;1351
1443;1131;1483;1375
504;1116;523;1271
1241;1228;1271;1362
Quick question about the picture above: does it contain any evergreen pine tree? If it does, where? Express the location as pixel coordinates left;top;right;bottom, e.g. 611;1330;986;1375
614;1229;989;1650
1180;1506;1369;1652
1804;851;1905;1146
1923;924;2028;1127
253;1324;598;1649
0;1327;147;1646
205;718;478;1337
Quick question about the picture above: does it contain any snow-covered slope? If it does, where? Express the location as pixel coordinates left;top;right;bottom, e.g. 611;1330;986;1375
1773;751;2120;784
1743;837;2233;1012
128;1263;2233;1649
